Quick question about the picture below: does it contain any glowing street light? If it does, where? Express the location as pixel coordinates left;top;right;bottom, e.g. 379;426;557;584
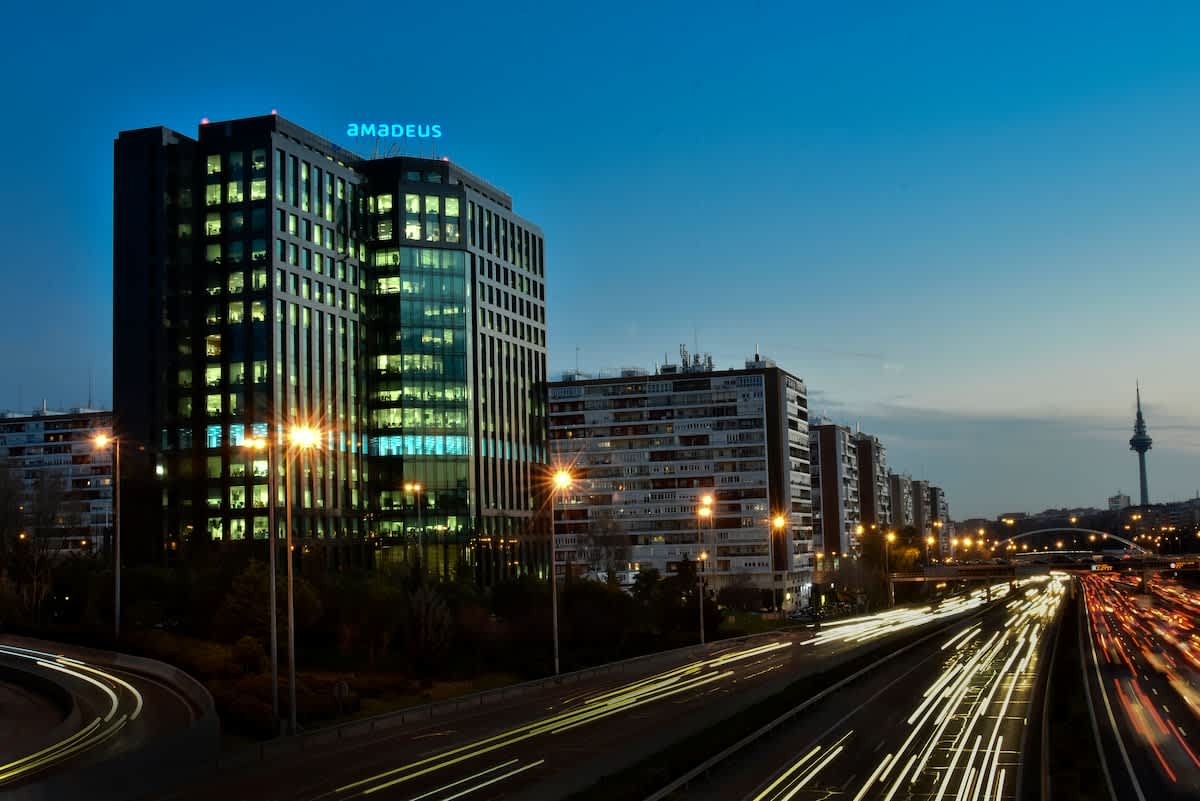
404;481;425;563
283;425;321;735
696;497;714;644
550;468;573;676
93;432;122;640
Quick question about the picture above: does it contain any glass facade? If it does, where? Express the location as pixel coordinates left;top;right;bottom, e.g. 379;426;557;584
116;117;546;581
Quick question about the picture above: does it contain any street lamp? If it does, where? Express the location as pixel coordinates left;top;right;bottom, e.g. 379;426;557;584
284;425;320;735
404;481;424;566
884;532;896;606
772;515;786;611
925;535;935;565
551;468;573;676
244;436;278;729
93;433;121;640
697;503;713;644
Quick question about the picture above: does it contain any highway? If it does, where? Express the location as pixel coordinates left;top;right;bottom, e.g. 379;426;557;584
158;587;1004;801
0;639;197;790
685;574;1067;801
1081;572;1200;801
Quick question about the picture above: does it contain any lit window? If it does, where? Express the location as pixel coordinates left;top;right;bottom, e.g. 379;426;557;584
228;272;244;293
206;335;221;356
253;360;268;383
230;487;246;510
230;457;246;478
252;269;267;290
252;485;268;508
205;424;222;448
250;179;267;201
252;459;268;478
251;239;266;263
251;149;267;175
205;213;221;237
206;394;222;416
206;154;222;175
208;518;223;540
205;365;221;386
288;214;298;235
377;219;393;240
205;305;221;325
376;194;394;212
228;181;244;203
206;184;221;206
228;302;244;323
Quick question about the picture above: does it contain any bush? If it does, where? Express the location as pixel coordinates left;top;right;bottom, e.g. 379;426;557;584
232;635;267;674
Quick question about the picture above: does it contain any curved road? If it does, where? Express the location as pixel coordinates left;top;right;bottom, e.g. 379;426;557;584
0;639;197;789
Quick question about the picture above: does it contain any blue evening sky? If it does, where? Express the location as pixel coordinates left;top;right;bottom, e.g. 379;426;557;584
2;1;1197;516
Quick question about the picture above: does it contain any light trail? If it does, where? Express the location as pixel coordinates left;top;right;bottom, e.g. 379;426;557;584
825;576;1067;801
0;642;147;786
1083;572;1200;793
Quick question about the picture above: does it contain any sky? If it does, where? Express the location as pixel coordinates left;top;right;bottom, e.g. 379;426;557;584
1;1;1198;517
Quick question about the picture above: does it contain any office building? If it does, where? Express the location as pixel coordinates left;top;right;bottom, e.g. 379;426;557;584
548;351;813;608
0;407;113;549
809;421;860;556
1108;493;1131;512
114;114;547;581
910;479;932;540
888;472;914;531
929;484;949;553
853;432;890;529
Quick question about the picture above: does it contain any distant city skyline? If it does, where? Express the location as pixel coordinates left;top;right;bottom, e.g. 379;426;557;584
2;2;1198;519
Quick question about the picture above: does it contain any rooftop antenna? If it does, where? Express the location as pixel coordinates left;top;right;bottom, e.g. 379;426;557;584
88;363;94;409
575;346;580;375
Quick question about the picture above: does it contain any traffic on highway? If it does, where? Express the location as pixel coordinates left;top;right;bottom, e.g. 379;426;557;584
681;574;1067;801
1082;572;1200;800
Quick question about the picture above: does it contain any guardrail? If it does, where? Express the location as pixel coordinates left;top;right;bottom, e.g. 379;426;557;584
218;622;812;769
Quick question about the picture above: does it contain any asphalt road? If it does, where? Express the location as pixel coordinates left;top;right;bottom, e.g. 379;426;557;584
1081;573;1200;801
0;639;198;789
155;587;1005;801
684;574;1067;801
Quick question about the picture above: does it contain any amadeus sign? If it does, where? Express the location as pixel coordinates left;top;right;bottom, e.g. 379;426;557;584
346;122;443;138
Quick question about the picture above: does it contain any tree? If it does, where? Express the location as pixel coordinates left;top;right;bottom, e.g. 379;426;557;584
401;584;453;680
213;560;323;643
576;509;629;578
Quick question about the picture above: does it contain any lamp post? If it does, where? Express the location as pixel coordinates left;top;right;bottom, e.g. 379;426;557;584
697;549;709;643
93;434;121;641
925;535;935;566
696;495;714;644
772;514;787;612
285;425;320;735
244;436;278;730
884;531;896;607
551;469;573;676
404;481;424;567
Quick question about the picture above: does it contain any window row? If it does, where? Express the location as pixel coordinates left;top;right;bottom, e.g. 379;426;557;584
275;269;358;310
204;240;268;265
468;201;543;276
275;238;357;279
